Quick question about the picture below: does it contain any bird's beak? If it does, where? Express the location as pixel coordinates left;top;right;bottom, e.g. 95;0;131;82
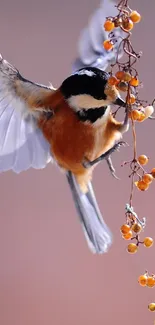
113;97;126;107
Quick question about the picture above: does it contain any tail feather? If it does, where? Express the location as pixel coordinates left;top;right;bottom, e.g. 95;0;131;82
66;171;112;254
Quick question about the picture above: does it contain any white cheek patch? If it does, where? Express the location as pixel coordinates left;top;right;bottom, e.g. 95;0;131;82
68;94;111;111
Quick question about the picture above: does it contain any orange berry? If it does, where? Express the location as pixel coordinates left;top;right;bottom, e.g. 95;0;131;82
144;237;154;248
129;110;141;120
122;230;133;240
117;81;128;92
108;76;118;86
129;77;139;87
104;20;115;32
127;94;136;104
115;71;125;80
136;111;146;122
120;224;131;235
114;17;122;27
138;274;148;287
138;155;149;165
127;243;138;254
142;174;153;184
103;40;113;51
122;19;134;31
151;168;155;178
147;276;155;288
148;303;155;312
135;180;149;191
132;223;142;234
130;11;141;23
123;72;132;82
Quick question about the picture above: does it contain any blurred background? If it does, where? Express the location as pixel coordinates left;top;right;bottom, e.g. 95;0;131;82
0;0;155;324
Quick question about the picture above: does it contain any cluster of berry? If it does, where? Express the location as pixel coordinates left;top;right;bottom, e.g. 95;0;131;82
101;0;155;314
103;10;141;51
135;156;155;191
138;272;155;311
120;223;153;253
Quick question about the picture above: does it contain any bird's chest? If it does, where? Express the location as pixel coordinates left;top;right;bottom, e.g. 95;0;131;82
52;110;103;161
39;103;106;168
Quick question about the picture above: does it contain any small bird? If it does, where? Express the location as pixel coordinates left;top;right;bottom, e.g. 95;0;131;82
0;0;128;254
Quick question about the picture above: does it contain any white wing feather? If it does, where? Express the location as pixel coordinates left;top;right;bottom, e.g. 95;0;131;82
73;0;125;72
0;56;53;173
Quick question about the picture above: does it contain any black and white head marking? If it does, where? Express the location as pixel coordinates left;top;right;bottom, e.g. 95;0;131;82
60;67;117;124
60;67;110;103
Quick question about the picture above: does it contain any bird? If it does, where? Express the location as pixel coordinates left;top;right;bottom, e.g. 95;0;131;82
0;0;129;254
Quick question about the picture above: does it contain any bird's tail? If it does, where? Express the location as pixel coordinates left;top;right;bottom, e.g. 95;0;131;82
66;171;112;254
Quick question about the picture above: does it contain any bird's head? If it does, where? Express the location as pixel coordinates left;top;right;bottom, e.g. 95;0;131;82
60;67;125;111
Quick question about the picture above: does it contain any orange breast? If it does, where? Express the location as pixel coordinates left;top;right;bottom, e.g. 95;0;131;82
41;106;96;172
38;90;122;175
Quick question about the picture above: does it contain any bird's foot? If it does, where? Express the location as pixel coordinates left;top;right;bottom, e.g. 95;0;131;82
82;141;128;169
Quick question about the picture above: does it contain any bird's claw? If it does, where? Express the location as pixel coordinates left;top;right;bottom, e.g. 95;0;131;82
82;141;128;169
111;171;120;180
106;156;120;180
114;141;128;152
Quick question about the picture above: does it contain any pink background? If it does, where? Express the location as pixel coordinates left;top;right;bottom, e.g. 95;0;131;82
0;0;155;324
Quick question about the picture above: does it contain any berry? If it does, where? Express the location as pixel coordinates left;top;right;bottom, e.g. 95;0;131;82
130;11;141;23
129;77;139;87
123;72;132;82
104;20;115;32
120;224;131;235
117;81;128;92
138;155;149;165
135;180;149;191
114;17;122;27
129;110;141;121
146;276;155;288
132;223;142;233
142;174;153;184
138;274;148;287
103;40;113;51
144;105;154;118
127;94;136;104
127;243;138;254
151;168;155;178
148;303;155;312
136;111;146;122
122;230;133;240
122;19;134;31
115;71;125;80
144;237;154;248
108;76;118;86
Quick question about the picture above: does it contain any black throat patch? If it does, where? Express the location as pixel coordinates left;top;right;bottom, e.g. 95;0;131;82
76;106;107;123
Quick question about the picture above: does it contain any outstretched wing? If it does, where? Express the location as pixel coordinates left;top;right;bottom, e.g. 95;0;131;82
0;0;123;174
72;0;125;72
0;55;54;173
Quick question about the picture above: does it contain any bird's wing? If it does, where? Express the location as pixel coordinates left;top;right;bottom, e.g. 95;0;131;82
0;0;123;175
0;55;55;173
72;0;125;72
